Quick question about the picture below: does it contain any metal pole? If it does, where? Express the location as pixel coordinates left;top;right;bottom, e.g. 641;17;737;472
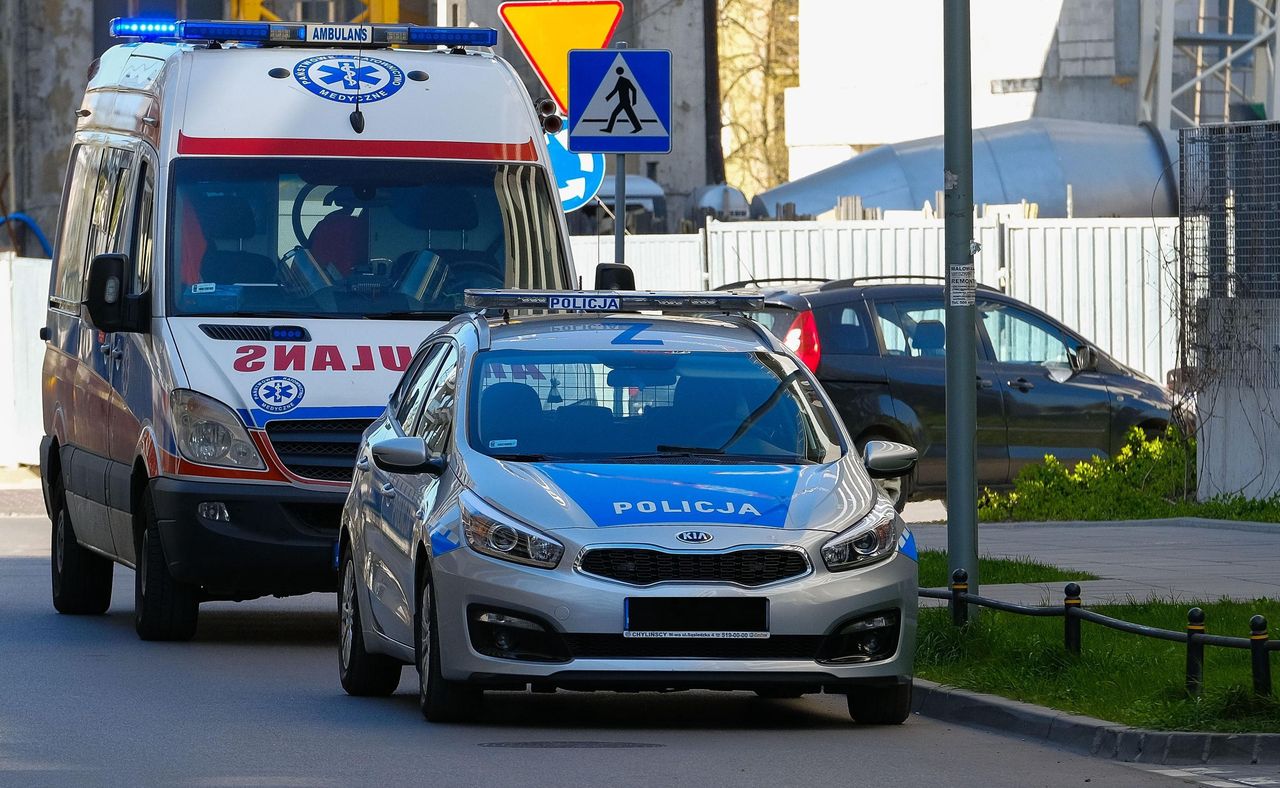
614;153;626;265
944;0;979;599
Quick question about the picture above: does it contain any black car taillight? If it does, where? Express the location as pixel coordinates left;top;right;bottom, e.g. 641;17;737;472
784;310;822;372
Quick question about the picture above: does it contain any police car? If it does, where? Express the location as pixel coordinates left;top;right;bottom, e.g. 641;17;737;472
338;290;920;724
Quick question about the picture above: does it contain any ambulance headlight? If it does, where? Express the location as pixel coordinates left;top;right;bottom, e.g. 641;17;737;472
821;499;900;572
171;390;266;470
460;493;563;569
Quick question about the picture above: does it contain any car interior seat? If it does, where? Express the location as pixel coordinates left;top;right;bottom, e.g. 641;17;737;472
911;320;947;358
198;195;278;285
307;186;368;277
478;382;545;450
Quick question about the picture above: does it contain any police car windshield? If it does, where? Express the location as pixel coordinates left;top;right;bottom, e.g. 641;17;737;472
167;158;569;318
469;349;843;464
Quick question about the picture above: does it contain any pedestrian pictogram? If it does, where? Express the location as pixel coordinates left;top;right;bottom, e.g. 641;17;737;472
568;49;671;154
545;129;606;212
498;1;623;113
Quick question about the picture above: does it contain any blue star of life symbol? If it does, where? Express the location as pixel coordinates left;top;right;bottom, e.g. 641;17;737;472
316;61;382;91
261;382;295;404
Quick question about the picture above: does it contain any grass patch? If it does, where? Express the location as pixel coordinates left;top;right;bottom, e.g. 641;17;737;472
978;428;1280;523
916;598;1280;732
917;549;1099;588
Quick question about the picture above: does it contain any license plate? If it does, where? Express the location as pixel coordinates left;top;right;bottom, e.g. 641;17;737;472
624;598;768;638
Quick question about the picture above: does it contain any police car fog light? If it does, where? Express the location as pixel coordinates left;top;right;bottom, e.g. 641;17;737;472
197;502;231;522
816;610;900;665
468;607;570;663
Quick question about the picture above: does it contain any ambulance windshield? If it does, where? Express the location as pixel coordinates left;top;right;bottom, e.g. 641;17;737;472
168;157;571;318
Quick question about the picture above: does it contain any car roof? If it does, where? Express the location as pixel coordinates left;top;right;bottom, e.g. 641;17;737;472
468;312;784;354
722;277;1003;310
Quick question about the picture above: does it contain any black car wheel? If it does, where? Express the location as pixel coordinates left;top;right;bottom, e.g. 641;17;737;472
416;570;479;722
338;551;402;696
50;480;113;615
134;489;199;641
847;681;913;725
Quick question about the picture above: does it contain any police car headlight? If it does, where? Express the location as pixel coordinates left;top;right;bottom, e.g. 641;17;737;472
821;498;900;572
461;493;564;569
171;390;265;470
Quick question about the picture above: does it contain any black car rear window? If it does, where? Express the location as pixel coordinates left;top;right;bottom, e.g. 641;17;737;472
748;305;875;356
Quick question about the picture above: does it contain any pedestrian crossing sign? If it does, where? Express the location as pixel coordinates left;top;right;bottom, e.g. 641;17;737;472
567;49;671;154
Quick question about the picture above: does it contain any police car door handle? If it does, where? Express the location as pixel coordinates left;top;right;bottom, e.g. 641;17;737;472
99;343;113;356
413;508;426;521
355;456;370;471
380;483;396;498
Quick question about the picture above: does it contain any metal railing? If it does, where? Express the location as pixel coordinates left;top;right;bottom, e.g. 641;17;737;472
920;569;1279;698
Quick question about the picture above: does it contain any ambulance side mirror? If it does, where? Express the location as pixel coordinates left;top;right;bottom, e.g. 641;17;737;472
85;253;148;333
594;262;635;291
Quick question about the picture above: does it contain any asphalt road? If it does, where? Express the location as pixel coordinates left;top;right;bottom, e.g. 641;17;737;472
0;516;1191;788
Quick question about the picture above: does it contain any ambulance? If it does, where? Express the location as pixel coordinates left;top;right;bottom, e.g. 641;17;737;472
40;18;585;641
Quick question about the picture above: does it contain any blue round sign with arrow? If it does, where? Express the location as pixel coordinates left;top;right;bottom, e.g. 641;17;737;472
546;129;605;213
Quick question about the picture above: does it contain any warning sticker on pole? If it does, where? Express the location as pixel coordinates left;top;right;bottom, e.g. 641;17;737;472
948;264;975;306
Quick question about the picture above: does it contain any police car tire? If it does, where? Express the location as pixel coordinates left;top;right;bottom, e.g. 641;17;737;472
338;553;402;697
846;681;912;725
50;482;113;615
417;573;479;722
134;490;199;642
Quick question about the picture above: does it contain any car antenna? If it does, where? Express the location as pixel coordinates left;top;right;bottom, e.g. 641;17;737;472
349;42;366;134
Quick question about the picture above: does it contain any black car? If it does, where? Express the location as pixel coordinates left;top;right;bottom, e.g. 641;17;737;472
723;276;1172;509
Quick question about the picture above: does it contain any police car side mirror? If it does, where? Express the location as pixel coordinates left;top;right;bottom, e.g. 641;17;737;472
371;437;447;476
863;440;917;479
85;253;147;333
594;262;635;291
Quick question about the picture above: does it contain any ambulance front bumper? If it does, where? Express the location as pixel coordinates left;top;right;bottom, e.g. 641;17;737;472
149;477;344;600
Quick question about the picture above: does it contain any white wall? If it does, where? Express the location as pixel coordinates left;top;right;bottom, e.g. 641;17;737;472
0;253;50;466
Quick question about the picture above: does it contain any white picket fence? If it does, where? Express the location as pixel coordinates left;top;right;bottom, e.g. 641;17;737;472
0;253;51;466
572;217;1181;384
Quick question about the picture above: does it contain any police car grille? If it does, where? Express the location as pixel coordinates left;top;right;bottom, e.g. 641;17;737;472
578;548;809;587
265;419;374;482
561;634;823;660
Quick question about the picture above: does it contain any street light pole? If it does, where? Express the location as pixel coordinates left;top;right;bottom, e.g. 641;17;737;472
943;0;979;599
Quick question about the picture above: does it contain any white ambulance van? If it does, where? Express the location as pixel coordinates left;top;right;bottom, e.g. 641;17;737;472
40;18;589;640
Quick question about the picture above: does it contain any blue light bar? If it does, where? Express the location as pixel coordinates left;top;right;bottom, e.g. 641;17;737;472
464;290;766;313
404;26;498;47
179;20;275;42
109;18;178;38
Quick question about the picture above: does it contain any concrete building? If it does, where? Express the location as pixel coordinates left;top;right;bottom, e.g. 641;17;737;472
785;0;1143;181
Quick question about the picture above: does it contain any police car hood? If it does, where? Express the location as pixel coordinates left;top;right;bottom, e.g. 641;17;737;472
166;317;440;428
462;454;880;533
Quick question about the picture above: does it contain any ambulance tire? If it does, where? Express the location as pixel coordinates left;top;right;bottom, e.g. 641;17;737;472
134;489;199;641
417;571;480;722
847;681;912;725
338;552;402;697
50;481;114;615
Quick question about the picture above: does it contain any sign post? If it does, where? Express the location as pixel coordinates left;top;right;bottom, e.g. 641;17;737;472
567;47;671;266
943;0;979;603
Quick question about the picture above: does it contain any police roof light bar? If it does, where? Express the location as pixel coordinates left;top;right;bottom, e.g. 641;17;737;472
463;290;766;313
108;18;499;48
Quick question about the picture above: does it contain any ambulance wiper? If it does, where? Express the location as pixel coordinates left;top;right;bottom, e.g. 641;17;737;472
364;311;460;320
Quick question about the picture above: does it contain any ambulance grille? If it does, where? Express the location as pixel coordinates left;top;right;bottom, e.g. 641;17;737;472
577;548;810;587
265;418;375;482
199;324;272;341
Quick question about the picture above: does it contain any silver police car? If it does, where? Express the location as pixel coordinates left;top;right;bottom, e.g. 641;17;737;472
337;290;920;724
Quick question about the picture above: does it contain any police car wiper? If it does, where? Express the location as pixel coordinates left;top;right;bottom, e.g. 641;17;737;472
364;311;461;320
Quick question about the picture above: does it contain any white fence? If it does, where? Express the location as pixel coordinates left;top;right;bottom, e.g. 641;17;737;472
0;254;51;466
573;217;1182;384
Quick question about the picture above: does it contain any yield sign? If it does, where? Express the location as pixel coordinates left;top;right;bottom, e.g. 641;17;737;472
498;0;623;113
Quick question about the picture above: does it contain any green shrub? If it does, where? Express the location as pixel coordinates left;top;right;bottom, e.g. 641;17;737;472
978;428;1280;522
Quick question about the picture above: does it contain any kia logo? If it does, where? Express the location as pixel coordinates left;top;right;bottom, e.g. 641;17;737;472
676;530;714;544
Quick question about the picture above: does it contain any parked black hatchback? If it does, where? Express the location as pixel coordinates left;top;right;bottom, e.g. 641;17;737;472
725;277;1172;509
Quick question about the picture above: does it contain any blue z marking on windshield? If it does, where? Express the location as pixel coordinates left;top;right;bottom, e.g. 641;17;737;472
610;323;663;346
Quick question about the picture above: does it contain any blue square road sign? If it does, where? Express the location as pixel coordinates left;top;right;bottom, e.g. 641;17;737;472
567;49;672;154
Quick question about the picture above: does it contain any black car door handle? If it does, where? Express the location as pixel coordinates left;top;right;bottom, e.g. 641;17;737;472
1007;377;1035;392
976;377;993;389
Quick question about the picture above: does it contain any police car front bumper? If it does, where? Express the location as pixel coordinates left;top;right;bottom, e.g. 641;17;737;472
429;532;917;692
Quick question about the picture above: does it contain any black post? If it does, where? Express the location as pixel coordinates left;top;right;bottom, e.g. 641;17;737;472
1063;583;1081;655
1185;607;1205;697
950;568;969;627
1251;615;1272;698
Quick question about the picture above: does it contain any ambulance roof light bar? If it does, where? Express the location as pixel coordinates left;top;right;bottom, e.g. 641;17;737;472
108;18;499;48
463;290;766;313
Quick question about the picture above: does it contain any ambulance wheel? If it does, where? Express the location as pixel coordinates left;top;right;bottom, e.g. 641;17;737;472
847;681;912;725
339;551;402;697
134;489;199;641
50;481;113;615
417;571;479;722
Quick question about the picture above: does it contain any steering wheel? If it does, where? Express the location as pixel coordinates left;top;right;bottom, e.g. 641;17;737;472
291;184;320;248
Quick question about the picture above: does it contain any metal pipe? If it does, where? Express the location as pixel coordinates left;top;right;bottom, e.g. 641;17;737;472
944;0;978;602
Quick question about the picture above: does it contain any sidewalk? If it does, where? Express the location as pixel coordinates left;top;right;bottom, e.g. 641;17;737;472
910;519;1280;605
0;467;44;517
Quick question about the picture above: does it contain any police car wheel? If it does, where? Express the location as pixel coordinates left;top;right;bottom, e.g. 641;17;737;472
846;681;912;725
416;572;479;722
50;482;113;615
134;489;199;641
338;552;402;697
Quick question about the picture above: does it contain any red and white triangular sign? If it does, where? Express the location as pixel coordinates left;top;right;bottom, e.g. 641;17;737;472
499;0;623;113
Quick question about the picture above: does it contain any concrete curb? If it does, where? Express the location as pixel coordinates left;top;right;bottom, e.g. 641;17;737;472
912;679;1280;765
